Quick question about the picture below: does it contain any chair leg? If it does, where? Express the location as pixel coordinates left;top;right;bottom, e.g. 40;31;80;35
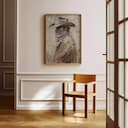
62;83;66;115
93;96;96;113
73;97;76;112
73;82;76;112
93;83;96;113
62;95;66;115
84;85;88;118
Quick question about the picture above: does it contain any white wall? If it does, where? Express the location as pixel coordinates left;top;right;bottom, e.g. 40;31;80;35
16;0;106;110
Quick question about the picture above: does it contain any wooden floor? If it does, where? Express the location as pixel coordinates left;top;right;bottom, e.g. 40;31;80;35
0;110;106;128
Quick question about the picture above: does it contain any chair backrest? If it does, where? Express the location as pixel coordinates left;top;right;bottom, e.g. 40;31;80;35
73;74;96;83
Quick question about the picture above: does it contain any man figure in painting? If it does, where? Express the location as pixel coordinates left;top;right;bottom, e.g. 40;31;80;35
50;17;77;63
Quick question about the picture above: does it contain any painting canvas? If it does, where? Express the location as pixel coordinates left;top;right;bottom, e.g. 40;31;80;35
44;14;81;64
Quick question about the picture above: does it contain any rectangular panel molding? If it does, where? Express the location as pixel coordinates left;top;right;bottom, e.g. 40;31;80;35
2;0;15;63
2;71;14;90
20;79;64;101
16;74;106;110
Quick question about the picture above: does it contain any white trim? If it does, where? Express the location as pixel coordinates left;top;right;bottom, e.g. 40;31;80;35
17;73;106;83
17;72;106;76
20;78;66;101
16;100;106;110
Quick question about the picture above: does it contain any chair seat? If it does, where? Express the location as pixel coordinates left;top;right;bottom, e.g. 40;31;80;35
64;91;96;98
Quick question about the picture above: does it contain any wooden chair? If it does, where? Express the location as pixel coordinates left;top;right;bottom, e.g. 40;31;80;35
62;74;96;118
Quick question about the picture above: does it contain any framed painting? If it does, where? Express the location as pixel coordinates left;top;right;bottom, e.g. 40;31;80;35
44;14;81;64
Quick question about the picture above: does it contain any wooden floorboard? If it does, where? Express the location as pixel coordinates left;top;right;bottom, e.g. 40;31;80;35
0;110;106;128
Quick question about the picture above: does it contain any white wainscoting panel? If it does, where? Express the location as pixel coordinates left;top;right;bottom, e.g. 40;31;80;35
16;74;106;110
20;79;63;101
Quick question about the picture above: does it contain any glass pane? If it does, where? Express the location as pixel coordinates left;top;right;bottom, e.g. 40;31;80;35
119;0;124;21
108;64;114;90
107;91;110;115
109;34;114;61
109;92;114;120
125;101;128;128
119;62;124;96
107;5;110;32
125;21;128;58
125;62;128;99
109;0;114;31
107;35;110;61
107;34;114;61
118;97;124;128
119;23;124;58
125;0;128;18
107;64;110;89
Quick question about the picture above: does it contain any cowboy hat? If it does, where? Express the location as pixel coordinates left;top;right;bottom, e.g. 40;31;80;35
50;17;75;28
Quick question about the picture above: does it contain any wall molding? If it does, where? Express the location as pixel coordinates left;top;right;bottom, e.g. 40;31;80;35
16;73;106;110
19;78;68;102
2;0;15;63
17;73;106;82
17;72;106;76
2;71;14;90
